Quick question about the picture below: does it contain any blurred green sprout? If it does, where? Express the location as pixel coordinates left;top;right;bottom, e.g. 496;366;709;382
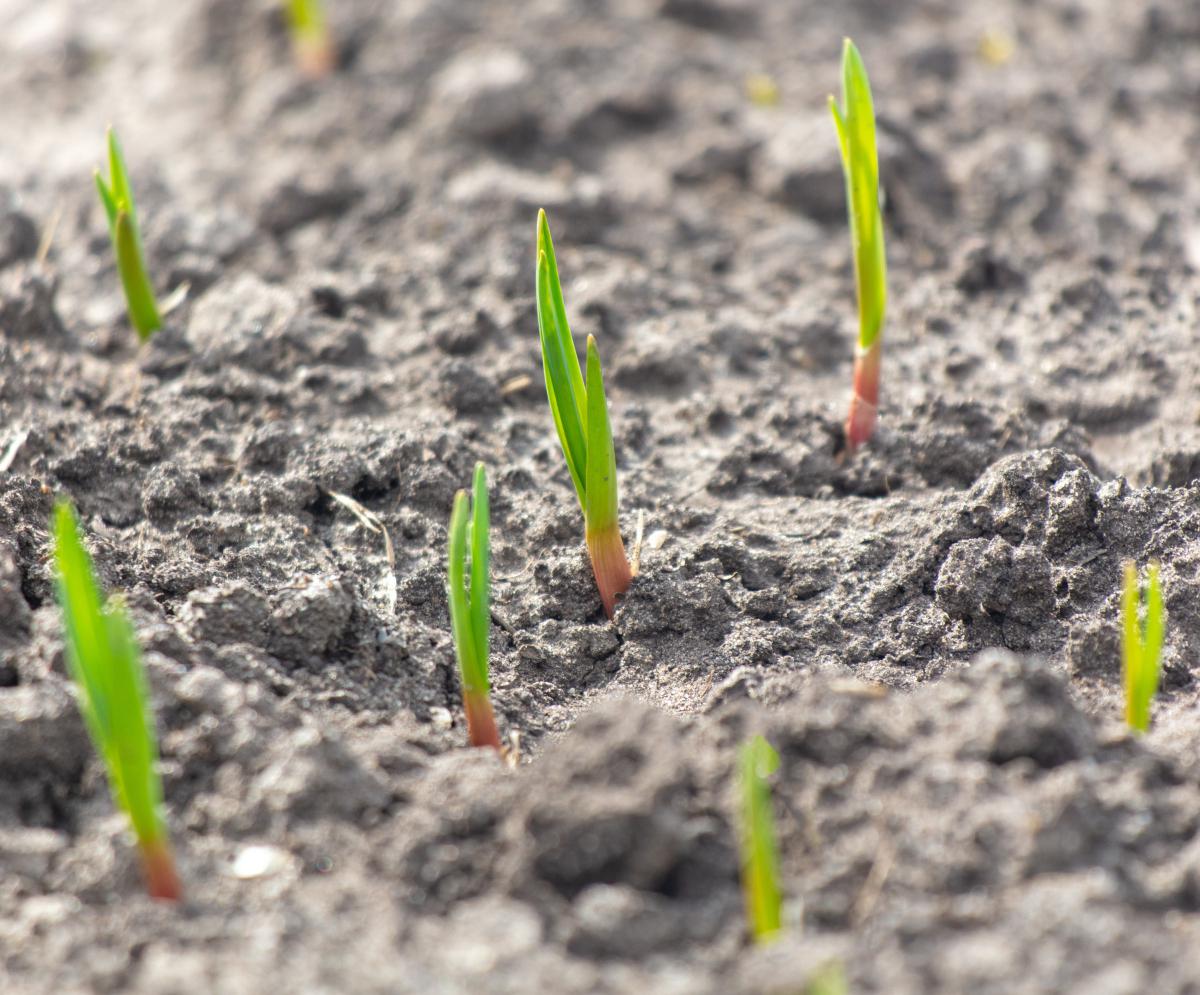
829;38;887;453
1122;561;1164;733
806;962;849;995
285;0;335;77
53;500;180;901
738;734;783;943
94;128;161;343
448;462;501;750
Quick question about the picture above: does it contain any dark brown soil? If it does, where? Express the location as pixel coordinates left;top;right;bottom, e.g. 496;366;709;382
3;0;1200;992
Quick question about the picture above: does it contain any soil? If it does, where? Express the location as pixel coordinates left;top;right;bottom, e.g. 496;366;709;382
2;0;1200;992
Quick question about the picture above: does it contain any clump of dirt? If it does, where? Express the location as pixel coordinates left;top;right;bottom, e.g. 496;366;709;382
2;0;1200;992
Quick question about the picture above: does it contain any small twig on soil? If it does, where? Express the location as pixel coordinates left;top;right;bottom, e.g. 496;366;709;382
851;828;894;926
501;730;521;768
0;427;29;473
630;509;646;576
159;281;192;317
36;201;63;266
501;374;532;396
327;490;397;614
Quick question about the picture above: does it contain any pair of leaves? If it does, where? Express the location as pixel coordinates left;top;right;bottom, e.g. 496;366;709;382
94;128;161;343
447;463;490;695
535;210;621;537
1123;562;1165;733
53;501;166;849
829;39;887;351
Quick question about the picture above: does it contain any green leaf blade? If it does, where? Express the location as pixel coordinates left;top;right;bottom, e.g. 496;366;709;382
468;462;490;689
537;245;587;504
97;130;161;343
447;490;481;692
584;336;620;537
738;735;783;943
115;211;162;343
107;128;135;214
53;501;166;849
537;210;587;421
1122;561;1166;733
101;602;162;844
94;172;118;232
832;39;887;352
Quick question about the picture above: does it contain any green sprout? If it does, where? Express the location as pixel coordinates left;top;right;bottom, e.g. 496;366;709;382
738;734;783;943
447;462;501;750
285;0;335;78
805;962;849;995
1122;561;1164;733
52;500;180;901
94;128;161;344
829;38;887;453
535;209;633;618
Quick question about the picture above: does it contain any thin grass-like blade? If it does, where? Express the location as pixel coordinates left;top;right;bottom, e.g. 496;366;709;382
537;248;587;502
54;503;111;754
100;599;162;845
837;39;886;351
286;0;323;34
447;491;480;691
53;502;166;848
537;211;587;425
115;211;162;343
739;735;783;942
94;172;118;231
584;336;619;536
828;97;849;168
468;463;490;686
107;128;135;216
1144;563;1165;688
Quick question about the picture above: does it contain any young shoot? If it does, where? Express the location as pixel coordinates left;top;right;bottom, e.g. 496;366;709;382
535;209;633;618
806;962;849;995
447;462;501;750
52;500;180;901
94;128;161;343
829;38;887;453
1122;561;1164;734
285;0;335;78
738;734;783;944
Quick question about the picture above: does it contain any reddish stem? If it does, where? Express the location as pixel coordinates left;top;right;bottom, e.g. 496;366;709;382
464;690;502;751
295;37;336;79
140;838;182;902
845;339;881;453
586;525;633;619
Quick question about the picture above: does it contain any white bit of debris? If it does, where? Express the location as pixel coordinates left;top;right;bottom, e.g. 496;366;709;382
231;845;289;880
646;529;670;551
630;509;646;576
0;427;29;473
160;281;192;316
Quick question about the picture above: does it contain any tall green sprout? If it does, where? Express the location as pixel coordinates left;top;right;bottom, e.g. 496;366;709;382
829;38;887;453
447;463;501;750
535;209;633;618
738;734;783;943
94;128;161;344
285;0;335;77
1122;561;1164;733
52;501;180;901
